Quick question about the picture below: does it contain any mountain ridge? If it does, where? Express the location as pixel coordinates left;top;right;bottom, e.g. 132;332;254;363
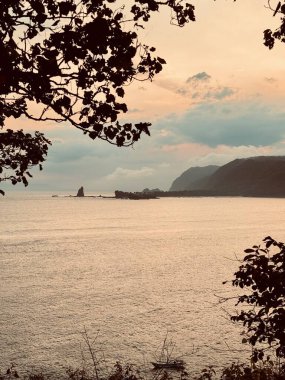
169;165;219;191
169;156;285;197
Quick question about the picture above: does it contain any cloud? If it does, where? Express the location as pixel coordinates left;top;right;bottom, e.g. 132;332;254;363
45;129;107;163
176;88;188;96
186;86;236;101
189;86;236;101
106;166;155;180
186;72;211;84
205;87;235;100
265;77;277;84
184;72;236;102
157;73;236;104
158;129;174;137
154;100;285;148
186;144;274;167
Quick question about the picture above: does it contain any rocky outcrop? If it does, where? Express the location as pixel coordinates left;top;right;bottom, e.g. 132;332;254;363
76;186;84;197
115;190;158;199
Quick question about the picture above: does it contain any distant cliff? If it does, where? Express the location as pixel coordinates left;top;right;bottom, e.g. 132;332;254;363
169;156;285;197
169;165;219;191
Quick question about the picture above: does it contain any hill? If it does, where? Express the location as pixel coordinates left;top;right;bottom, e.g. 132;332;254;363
169;165;219;191
170;156;285;197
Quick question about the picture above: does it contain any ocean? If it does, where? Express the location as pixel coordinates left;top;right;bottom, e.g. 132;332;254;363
1;194;285;376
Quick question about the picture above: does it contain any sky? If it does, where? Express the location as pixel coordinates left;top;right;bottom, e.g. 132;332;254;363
4;0;285;193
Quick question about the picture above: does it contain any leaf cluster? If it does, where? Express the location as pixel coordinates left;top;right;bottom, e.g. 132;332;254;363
264;1;285;49
0;0;195;147
220;361;285;380
0;0;197;192
230;237;285;361
0;129;51;195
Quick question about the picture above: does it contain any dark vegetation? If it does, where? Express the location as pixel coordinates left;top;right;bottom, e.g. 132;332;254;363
226;236;285;363
0;130;50;195
1;357;285;380
114;189;222;199
115;190;160;199
0;0;196;194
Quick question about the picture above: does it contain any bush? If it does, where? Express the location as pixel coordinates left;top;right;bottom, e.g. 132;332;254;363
227;237;285;362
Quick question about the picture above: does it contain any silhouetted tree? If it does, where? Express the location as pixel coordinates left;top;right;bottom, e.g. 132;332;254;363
228;236;285;362
0;0;196;193
264;1;285;48
0;129;50;195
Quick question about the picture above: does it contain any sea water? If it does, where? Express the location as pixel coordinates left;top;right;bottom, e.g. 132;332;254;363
1;194;285;375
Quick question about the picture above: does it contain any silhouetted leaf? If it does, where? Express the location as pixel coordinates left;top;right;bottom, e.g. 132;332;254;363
244;248;255;253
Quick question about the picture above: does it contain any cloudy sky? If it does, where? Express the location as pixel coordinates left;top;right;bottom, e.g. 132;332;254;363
5;0;285;193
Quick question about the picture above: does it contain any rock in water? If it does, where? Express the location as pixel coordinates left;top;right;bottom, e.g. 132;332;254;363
76;186;84;197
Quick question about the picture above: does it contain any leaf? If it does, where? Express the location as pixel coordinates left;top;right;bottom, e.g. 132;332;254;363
274;2;282;16
116;88;125;97
22;176;28;187
52;20;60;27
61;95;71;110
89;132;98;140
157;57;166;64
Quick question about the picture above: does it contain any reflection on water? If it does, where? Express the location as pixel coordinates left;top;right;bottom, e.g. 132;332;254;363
1;195;285;375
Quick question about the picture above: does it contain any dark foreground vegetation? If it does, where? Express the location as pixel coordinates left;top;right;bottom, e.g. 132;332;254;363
1;360;285;380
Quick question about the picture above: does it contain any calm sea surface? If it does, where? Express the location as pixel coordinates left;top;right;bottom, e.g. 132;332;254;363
1;194;285;376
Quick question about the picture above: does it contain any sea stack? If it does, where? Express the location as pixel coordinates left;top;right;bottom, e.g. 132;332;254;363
76;186;84;197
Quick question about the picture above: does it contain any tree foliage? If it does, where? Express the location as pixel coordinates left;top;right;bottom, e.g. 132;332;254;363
0;2;195;135
0;129;50;195
0;0;197;192
229;237;285;362
264;0;285;49
0;0;195;146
